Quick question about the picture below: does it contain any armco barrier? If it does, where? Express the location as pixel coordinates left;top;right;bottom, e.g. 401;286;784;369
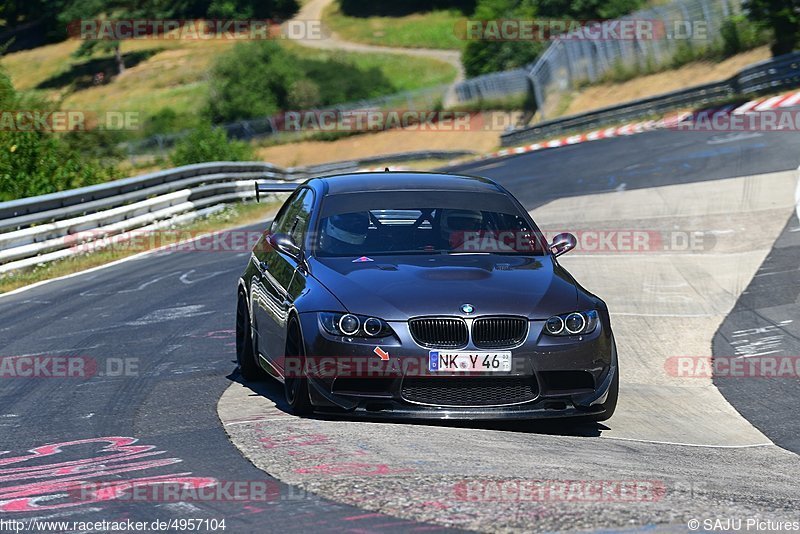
500;51;800;146
0;151;475;274
499;79;733;146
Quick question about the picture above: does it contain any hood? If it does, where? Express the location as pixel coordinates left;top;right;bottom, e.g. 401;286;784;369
308;254;578;321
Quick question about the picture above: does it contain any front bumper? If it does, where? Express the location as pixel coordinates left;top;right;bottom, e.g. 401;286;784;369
297;313;616;420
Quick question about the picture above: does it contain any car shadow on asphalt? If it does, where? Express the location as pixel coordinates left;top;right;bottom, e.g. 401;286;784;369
227;369;608;438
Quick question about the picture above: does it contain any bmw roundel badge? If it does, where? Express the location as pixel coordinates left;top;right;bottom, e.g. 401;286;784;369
461;304;475;314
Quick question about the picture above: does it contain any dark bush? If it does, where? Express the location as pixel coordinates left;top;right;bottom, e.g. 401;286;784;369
143;108;204;138
339;0;476;17
744;0;800;56
462;0;647;76
207;42;394;122
205;0;299;19
463;39;544;77
0;68;118;201
535;0;644;19
461;0;540;76
721;14;769;56
207;41;299;123
170;123;254;166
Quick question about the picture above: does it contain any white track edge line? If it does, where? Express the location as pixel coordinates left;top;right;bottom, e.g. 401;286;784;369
598;435;773;448
0;220;268;301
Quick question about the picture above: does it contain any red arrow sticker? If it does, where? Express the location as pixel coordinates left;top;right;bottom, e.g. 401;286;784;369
373;347;390;361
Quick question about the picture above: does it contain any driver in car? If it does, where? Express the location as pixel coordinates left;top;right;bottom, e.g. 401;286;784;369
320;212;370;255
440;209;517;252
440;209;484;251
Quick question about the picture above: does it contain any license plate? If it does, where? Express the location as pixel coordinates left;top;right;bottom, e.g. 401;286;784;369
429;351;512;372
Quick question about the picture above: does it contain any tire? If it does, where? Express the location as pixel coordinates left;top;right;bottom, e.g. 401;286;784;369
236;293;264;381
284;319;313;415
585;365;618;422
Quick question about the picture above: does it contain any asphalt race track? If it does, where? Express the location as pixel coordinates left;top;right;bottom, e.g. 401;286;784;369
448;129;800;210
713;211;800;454
0;240;447;532
2;126;800;532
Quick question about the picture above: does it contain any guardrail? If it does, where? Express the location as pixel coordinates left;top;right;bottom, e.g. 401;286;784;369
449;0;744;113
500;51;800;146
0;163;303;228
0;150;475;275
0;163;299;274
528;0;740;119
500;79;733;146
452;69;531;106
125;84;451;156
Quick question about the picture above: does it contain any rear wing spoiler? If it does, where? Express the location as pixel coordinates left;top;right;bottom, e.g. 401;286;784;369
254;181;299;202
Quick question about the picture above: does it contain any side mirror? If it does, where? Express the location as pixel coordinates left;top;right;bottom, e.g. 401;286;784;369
550;232;577;257
268;233;301;259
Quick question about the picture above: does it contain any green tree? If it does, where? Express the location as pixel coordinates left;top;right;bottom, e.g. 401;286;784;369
0;67;117;201
0;0;71;46
59;0;177;75
203;0;299;19
58;0;299;75
535;0;643;19
170;123;254;166
339;0;475;17
207;41;299;123
462;0;542;76
206;41;393;122
462;0;648;76
745;0;800;56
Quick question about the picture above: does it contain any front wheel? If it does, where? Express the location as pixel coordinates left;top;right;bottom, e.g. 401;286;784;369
585;365;618;422
284;319;313;415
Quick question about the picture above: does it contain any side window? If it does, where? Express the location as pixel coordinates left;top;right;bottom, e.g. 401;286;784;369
269;192;297;234
290;190;315;245
271;190;309;235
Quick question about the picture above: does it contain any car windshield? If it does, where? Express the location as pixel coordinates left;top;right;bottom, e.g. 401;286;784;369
314;191;547;257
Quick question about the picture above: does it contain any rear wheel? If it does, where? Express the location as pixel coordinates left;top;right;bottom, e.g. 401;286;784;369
284;319;313;415
236;293;264;381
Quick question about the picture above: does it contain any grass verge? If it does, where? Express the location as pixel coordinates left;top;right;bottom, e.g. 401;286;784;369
322;2;465;50
0;200;282;295
281;42;456;90
1;37;457;136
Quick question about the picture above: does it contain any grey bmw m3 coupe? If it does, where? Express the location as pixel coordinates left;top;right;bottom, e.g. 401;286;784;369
236;171;618;421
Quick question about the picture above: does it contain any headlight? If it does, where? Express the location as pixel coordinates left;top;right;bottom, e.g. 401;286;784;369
320;312;393;338
339;314;360;335
363;317;384;336
543;310;598;336
544;316;564;335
